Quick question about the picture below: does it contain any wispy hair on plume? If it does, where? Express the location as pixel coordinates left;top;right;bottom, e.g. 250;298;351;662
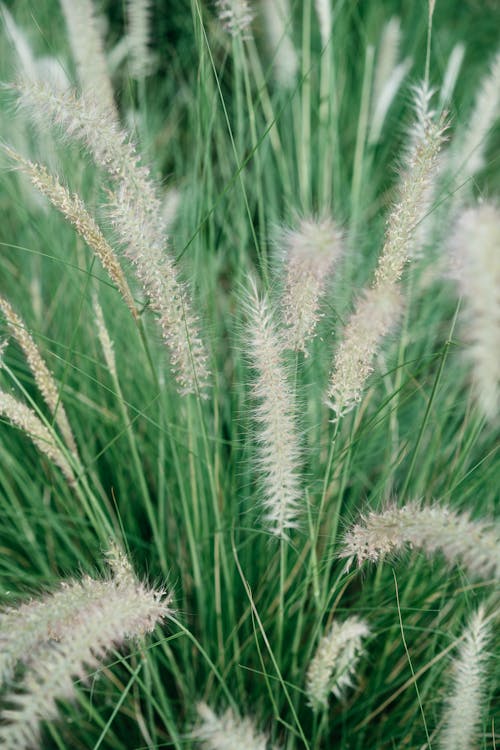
12;80;210;395
306;617;370;711
0;391;75;484
126;0;155;79
278;217;343;354
0;547;171;750
438;607;492;750
448;202;500;422
193;703;272;750
0;294;77;456
216;0;254;38
59;0;117;120
340;500;500;581
246;280;302;539
260;0;298;87
327;84;446;418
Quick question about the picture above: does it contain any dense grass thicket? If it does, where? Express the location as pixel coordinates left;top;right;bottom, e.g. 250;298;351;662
0;1;498;748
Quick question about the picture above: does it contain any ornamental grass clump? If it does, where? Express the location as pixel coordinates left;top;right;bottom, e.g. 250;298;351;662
0;3;498;750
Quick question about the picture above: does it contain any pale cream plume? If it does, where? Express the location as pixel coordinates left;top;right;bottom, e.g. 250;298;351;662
193;703;271;750
3;148;138;322
438;608;492;750
0;295;77;455
448;202;500;422
247;281;302;539
0;549;171;749
0;391;75;484
327;85;446;417
341;500;500;580
306;617;370;710
13;81;210;396
59;0;117;120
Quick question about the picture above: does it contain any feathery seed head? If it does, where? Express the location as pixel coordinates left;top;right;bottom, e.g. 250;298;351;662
448;201;500;422
193;703;271;750
0;292;78;454
279;217;343;354
0;390;75;484
3;147;138;322
127;0;156;78
438;607;492;750
451;50;500;178
0;338;7;367
375;83;447;285
11;81;210;395
326;283;403;418
327;84;446;419
0;549;171;748
372;16;402;105
59;0;117;120
92;294;117;379
306;617;370;711
246;281;302;539
216;0;254;38
439;42;466;109
340;500;500;580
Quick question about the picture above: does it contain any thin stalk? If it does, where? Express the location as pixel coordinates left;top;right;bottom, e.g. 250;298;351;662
300;0;312;210
350;44;375;242
400;302;459;498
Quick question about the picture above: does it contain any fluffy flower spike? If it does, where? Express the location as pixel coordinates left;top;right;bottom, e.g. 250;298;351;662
193;703;272;750
59;0;117;120
438;607;492;750
0;547;171;749
246;279;302;539
327;83;446;418
12;80;210;395
306;617;370;711
340;500;500;581
448;201;500;422
279;217;343;354
216;0;254;38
